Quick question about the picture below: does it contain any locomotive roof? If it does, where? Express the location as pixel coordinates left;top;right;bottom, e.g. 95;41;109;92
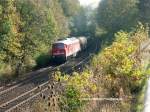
54;37;79;45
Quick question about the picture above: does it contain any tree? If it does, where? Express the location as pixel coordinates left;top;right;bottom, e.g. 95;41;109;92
70;7;88;36
0;0;22;75
15;0;70;73
50;0;70;37
139;0;150;25
59;0;80;17
0;0;71;76
97;0;139;32
91;24;148;96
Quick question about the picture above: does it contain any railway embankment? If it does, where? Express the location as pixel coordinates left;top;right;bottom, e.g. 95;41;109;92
0;26;149;112
29;25;150;112
0;36;99;112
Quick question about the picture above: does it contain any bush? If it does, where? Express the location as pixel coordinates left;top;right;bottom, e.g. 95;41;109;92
91;24;149;98
0;63;15;79
35;53;52;68
55;71;97;112
62;86;83;112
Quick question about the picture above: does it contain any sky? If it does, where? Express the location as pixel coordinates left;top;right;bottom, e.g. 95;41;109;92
79;0;101;8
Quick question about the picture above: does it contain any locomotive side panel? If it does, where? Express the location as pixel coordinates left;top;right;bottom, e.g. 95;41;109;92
66;39;81;57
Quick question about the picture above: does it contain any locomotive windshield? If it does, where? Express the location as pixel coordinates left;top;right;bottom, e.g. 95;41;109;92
52;43;64;49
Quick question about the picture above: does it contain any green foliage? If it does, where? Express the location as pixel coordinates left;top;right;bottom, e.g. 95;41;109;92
0;5;2;15
36;54;51;68
59;0;80;17
139;0;150;26
96;0;139;32
91;25;149;95
60;1;97;37
49;0;70;37
64;86;82;112
0;0;71;77
0;0;22;76
55;71;97;112
70;7;94;36
0;63;14;79
55;71;96;93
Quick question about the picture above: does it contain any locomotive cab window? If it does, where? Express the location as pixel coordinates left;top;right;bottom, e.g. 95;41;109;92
52;43;65;49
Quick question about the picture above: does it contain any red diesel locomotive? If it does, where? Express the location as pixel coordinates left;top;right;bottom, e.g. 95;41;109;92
52;37;87;61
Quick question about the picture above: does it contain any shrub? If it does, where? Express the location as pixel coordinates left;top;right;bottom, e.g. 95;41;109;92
36;53;52;68
0;63;15;79
91;24;149;96
55;71;97;112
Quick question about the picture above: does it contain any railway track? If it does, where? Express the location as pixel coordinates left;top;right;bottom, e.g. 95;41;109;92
3;55;92;112
0;60;71;112
0;38;98;112
0;38;149;112
0;66;53;94
0;61;68;95
0;54;93;112
0;57;83;105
